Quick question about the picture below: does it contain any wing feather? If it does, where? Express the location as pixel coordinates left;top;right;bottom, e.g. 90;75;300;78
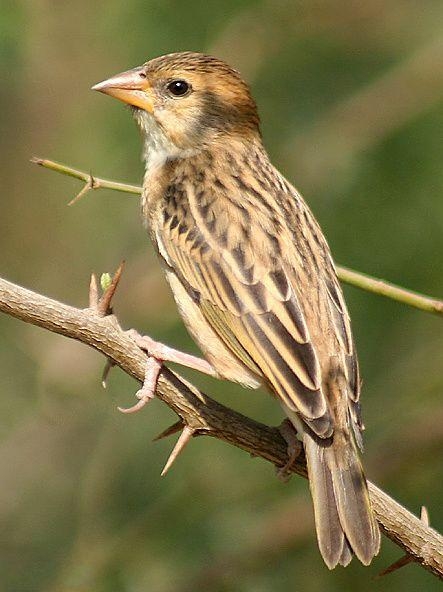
156;179;356;436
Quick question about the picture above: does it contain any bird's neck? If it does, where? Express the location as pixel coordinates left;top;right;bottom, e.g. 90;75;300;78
140;116;268;217
139;110;263;176
141;119;197;174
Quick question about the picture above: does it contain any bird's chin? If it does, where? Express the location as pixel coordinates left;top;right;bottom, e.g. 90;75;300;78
130;105;162;133
130;105;147;123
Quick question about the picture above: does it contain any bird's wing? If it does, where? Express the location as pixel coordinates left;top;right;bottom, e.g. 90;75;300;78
157;180;356;436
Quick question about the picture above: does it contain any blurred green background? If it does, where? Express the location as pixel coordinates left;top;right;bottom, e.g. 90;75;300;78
1;1;442;591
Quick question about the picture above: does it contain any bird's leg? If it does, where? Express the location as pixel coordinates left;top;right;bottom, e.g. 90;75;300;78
127;330;217;376
276;419;302;481
118;329;217;414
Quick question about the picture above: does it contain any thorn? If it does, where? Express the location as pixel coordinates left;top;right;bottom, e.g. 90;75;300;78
377;554;414;578
68;178;93;206
153;420;184;441
101;358;115;388
97;261;125;316
89;273;99;309
161;426;195;476
377;504;431;578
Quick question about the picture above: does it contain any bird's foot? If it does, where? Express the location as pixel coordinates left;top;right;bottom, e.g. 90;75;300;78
118;354;162;414
118;330;217;414
276;419;302;482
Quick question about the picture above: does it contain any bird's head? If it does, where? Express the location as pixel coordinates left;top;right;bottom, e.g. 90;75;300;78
92;52;261;159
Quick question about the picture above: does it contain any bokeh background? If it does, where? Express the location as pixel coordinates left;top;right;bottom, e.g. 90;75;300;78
1;1;442;591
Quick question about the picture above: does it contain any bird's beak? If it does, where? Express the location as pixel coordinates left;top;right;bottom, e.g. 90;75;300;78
91;67;154;113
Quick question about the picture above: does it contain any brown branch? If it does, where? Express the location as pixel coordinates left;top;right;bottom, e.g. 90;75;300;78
0;276;442;578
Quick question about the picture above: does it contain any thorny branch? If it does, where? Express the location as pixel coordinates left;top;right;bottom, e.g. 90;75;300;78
31;156;443;317
0;275;442;579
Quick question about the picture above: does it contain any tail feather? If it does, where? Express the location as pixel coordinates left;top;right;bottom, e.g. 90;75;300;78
303;430;380;568
338;539;353;567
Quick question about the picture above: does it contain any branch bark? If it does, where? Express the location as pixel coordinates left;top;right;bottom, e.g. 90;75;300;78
0;276;442;578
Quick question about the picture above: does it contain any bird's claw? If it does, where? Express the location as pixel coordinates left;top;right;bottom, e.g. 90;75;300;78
117;392;152;414
118;355;162;414
276;418;302;481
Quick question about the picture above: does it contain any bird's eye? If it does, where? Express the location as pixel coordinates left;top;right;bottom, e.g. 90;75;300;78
166;80;191;97
139;71;147;79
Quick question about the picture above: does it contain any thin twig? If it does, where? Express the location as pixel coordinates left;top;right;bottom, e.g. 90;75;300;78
336;266;443;316
0;276;442;579
30;157;141;195
31;156;443;317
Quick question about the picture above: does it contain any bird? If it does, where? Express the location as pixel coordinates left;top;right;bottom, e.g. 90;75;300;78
92;51;380;569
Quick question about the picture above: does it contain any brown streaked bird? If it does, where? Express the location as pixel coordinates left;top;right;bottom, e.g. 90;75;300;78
92;51;380;568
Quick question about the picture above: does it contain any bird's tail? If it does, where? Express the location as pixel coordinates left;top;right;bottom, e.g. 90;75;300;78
303;428;380;569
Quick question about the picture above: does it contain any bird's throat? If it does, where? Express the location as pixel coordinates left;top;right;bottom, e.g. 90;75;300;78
133;107;198;173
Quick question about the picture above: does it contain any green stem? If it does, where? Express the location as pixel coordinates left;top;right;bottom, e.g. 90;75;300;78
336;266;443;316
31;157;141;194
32;156;443;317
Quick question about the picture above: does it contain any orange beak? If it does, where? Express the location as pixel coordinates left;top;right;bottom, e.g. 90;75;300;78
91;67;154;112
